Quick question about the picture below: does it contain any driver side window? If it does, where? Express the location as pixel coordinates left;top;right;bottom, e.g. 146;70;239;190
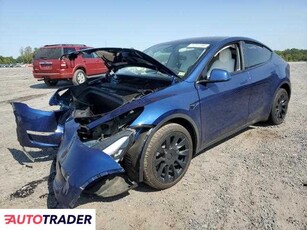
206;44;241;79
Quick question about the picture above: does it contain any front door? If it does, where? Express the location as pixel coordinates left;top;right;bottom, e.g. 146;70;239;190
196;43;252;148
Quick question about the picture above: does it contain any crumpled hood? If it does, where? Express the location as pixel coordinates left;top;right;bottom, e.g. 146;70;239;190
63;47;178;77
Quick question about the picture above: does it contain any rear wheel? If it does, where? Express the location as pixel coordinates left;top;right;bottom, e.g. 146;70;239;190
72;69;87;85
44;79;58;86
269;88;289;125
143;123;193;189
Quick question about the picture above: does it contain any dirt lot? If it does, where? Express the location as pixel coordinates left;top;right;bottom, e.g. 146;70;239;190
0;63;306;230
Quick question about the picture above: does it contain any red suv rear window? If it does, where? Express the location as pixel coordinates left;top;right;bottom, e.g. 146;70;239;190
33;48;62;60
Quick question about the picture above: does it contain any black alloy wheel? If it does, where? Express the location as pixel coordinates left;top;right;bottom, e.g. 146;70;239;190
143;123;193;189
270;88;289;125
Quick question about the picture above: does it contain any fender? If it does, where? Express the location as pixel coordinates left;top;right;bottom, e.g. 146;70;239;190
277;80;291;98
72;63;87;74
263;80;291;121
131;112;200;183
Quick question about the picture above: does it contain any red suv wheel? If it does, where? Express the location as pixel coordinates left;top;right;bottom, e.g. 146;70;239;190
73;69;87;85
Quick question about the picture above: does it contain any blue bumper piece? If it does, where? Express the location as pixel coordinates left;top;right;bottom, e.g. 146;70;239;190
11;102;67;148
53;120;124;208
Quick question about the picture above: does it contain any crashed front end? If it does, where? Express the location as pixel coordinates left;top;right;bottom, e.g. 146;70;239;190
12;97;149;207
11;47;176;208
53;119;138;208
11;85;156;208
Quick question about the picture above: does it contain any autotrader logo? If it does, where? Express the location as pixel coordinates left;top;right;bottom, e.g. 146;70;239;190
4;214;92;224
0;209;95;230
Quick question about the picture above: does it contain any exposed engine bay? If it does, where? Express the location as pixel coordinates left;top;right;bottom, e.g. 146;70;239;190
52;73;173;141
72;74;172;116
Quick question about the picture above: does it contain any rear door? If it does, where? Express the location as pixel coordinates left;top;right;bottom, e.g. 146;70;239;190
82;52;108;76
242;42;275;122
33;47;62;74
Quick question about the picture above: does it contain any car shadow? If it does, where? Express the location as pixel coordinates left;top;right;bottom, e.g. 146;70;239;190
133;183;159;193
7;148;57;167
47;158;58;208
252;121;273;127
7;148;58;208
193;126;254;158
75;192;130;208
74;182;159;207
30;81;71;89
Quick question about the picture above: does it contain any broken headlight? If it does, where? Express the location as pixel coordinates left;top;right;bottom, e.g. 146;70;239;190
78;107;143;141
84;129;135;162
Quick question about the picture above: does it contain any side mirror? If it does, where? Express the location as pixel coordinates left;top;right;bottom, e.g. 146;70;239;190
197;69;231;84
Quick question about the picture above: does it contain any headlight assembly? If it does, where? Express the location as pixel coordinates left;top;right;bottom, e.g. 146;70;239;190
85;129;135;162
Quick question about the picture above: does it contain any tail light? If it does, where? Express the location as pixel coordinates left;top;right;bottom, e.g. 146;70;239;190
60;60;67;69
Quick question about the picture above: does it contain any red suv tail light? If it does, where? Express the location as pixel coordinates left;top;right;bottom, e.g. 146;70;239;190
60;60;67;69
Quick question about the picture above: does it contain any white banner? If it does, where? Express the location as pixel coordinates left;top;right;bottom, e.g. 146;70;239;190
0;209;96;230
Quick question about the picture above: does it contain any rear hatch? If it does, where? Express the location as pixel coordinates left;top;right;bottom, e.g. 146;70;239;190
33;47;63;74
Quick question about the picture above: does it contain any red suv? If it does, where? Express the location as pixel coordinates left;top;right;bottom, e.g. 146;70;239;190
33;44;108;86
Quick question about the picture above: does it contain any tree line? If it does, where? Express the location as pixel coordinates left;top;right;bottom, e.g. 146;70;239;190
275;49;307;62
0;46;37;64
1;46;307;64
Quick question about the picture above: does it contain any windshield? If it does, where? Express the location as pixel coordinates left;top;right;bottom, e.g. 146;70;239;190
144;42;209;78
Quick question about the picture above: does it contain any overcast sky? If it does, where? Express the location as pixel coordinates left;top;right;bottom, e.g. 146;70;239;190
0;0;306;57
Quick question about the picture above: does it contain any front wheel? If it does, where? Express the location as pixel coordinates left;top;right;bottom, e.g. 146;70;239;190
143;123;193;190
72;69;87;85
269;88;289;125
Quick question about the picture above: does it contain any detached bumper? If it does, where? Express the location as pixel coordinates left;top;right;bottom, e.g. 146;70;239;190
11;102;67;148
53;120;134;208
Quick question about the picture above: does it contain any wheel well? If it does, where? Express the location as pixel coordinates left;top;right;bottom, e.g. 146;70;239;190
136;118;198;183
76;67;86;74
280;83;291;99
167;118;197;155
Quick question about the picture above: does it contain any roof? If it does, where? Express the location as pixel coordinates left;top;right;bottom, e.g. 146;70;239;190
43;44;87;47
146;36;261;49
150;37;230;47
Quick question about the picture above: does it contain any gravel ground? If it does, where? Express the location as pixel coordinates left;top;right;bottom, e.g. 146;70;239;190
0;63;306;230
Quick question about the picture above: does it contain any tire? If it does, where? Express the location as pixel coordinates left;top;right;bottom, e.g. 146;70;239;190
44;79;58;86
72;69;87;85
143;123;193;189
269;88;289;125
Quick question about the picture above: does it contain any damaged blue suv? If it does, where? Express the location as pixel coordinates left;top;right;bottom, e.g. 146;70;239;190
12;37;291;208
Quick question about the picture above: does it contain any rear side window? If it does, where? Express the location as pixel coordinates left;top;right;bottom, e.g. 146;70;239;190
63;48;76;54
33;48;62;60
82;52;98;59
80;48;98;59
82;53;93;58
243;42;272;68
